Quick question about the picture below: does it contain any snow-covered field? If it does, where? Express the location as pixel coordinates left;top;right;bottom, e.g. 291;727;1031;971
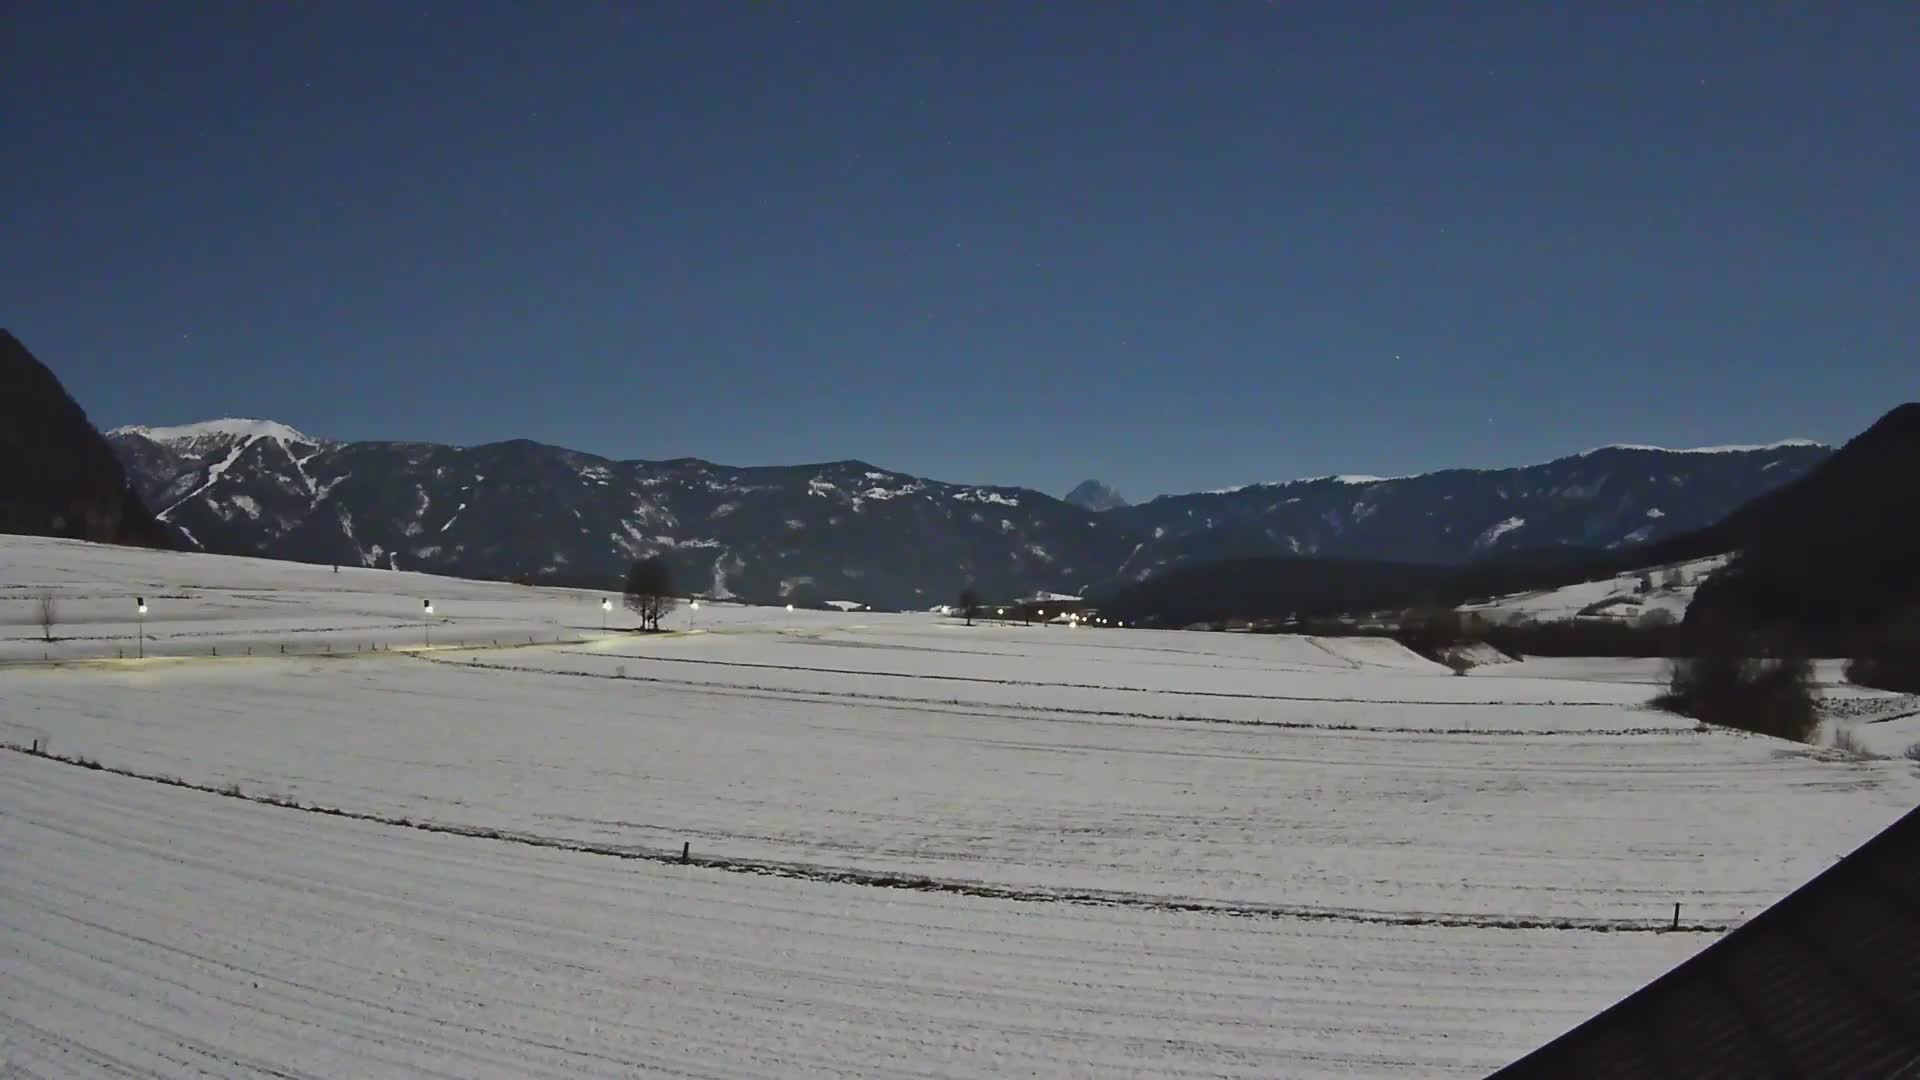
4;535;1918;1077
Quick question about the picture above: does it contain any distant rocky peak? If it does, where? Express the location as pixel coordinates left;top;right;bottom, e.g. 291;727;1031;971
1065;479;1128;512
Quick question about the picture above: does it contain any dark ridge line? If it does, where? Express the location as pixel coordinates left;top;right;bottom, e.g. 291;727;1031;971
420;653;1693;738
2;743;1729;935
559;646;1628;707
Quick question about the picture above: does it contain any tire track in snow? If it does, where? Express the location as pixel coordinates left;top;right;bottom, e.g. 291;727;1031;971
2;745;1728;935
555;648;1628;707
420;652;1692;738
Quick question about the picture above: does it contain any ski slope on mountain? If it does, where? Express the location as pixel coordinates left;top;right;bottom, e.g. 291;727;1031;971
4;536;1917;1077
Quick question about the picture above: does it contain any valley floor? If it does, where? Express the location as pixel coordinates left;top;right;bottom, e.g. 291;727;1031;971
3;536;1917;1076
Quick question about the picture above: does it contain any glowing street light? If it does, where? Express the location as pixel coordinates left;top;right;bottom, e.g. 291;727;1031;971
601;596;611;631
423;599;434;647
689;599;700;630
135;597;147;659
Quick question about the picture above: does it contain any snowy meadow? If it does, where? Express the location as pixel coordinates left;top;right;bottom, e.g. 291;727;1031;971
4;535;1917;1077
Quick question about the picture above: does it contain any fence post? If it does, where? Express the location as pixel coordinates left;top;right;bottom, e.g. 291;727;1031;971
1672;902;1680;930
681;841;690;864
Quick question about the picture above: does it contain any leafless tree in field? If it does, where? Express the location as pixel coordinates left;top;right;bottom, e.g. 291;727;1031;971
623;557;678;632
37;593;57;642
958;587;982;626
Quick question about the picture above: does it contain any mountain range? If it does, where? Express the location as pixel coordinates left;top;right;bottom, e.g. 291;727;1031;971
1100;402;1920;639
105;417;1829;609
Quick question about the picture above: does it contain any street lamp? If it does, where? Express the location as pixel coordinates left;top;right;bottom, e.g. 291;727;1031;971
136;597;147;659
689;599;700;630
601;597;611;631
423;599;434;647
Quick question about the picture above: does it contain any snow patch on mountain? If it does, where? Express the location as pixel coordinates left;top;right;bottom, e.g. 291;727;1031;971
955;490;1019;507
1205;473;1404;495
1476;516;1527;548
158;437;254;520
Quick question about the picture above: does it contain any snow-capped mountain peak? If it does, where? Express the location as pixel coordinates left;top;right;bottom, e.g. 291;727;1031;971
1577;438;1823;457
111;418;321;447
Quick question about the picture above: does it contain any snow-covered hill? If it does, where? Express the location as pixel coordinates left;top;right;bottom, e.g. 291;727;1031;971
1460;555;1729;626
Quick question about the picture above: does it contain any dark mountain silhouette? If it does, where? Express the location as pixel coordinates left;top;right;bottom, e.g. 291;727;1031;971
0;330;172;548
1101;405;1919;641
1683;402;1920;643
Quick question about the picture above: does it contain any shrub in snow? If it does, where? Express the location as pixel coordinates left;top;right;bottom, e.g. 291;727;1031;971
1636;608;1677;630
1655;644;1818;744
1829;725;1881;761
1905;742;1920;763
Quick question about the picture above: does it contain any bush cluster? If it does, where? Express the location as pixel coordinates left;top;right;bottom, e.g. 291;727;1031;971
1655;647;1818;743
1845;611;1920;693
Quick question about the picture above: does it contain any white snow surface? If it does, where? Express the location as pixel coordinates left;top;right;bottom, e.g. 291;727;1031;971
3;535;1918;1077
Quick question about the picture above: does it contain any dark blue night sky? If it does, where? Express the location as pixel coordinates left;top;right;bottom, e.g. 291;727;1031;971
5;2;1915;498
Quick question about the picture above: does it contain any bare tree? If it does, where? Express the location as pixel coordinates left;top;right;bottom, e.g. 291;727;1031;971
37;593;57;643
623;557;677;632
957;587;982;627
